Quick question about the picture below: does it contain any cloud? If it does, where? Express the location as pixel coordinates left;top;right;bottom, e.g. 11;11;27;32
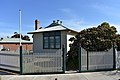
92;4;120;18
0;32;13;38
59;8;88;31
62;19;85;31
60;8;78;19
0;21;34;37
60;8;72;14
24;24;34;28
0;21;18;28
63;18;120;33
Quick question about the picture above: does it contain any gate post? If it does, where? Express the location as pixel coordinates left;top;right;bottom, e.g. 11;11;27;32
62;45;65;73
87;50;89;70
78;45;81;72
20;46;23;74
113;43;116;70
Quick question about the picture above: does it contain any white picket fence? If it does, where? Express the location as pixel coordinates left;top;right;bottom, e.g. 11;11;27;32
81;48;114;71
22;49;63;74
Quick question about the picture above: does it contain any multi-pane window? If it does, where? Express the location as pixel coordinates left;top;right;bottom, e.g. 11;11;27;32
43;31;61;49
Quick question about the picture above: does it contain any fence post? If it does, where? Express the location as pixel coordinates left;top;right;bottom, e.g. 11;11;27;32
78;45;81;72
87;50;89;70
113;44;116;70
62;45;65;73
20;46;23;74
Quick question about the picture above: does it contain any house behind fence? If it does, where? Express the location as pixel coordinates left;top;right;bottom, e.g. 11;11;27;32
0;20;119;74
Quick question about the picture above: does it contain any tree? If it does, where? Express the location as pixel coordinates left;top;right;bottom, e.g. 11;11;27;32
22;35;30;41
70;22;117;51
11;32;30;41
14;32;18;35
67;22;119;70
11;33;23;38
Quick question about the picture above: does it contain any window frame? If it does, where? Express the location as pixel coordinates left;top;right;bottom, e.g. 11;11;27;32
43;31;61;49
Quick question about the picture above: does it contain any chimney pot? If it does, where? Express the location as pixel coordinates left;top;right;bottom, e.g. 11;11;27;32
57;20;59;24
53;20;55;23
60;21;62;24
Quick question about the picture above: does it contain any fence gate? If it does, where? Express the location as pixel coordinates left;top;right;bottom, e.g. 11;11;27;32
21;49;64;74
80;47;115;72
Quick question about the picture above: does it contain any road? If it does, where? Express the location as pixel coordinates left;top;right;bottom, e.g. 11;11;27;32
0;70;18;75
0;71;120;80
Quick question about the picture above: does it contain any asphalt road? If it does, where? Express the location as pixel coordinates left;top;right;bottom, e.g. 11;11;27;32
1;71;120;80
0;70;18;75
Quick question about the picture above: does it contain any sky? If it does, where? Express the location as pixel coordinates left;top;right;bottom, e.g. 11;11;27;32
0;0;120;38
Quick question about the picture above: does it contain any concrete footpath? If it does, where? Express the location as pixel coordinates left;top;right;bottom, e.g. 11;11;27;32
0;70;120;80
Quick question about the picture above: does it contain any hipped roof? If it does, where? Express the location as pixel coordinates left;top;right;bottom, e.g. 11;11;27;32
28;25;78;34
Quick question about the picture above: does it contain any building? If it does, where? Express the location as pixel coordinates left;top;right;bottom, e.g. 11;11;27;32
28;20;78;54
0;38;33;51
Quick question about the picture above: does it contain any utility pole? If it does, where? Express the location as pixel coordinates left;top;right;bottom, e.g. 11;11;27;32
19;10;22;46
19;10;23;74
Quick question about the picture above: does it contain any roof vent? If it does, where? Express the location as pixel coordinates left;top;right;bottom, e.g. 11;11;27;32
60;21;62;24
0;38;3;40
57;20;60;24
53;20;55;23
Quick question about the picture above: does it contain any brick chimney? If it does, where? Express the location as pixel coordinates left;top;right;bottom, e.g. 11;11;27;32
35;19;40;30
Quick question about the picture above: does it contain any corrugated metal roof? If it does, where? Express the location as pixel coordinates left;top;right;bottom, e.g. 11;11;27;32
28;25;78;34
0;38;33;43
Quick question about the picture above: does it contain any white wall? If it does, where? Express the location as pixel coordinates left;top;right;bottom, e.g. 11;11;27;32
33;30;77;54
67;34;75;52
33;33;42;53
33;31;68;54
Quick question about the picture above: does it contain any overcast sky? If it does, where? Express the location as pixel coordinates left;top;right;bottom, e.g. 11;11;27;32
0;0;120;37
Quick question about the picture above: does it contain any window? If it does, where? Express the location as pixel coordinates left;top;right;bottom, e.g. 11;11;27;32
44;37;49;48
43;31;61;49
